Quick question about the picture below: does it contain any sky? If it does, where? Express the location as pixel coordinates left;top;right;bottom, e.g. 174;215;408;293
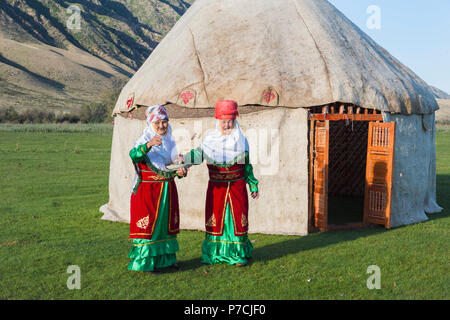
328;0;450;94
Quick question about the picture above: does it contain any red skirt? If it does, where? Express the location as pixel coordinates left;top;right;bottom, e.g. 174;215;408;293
205;164;249;236
129;163;180;239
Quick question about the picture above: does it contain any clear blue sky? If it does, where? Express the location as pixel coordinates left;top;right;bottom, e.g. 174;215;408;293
328;0;450;94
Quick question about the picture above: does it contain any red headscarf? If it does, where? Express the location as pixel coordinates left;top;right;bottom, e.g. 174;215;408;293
215;100;239;120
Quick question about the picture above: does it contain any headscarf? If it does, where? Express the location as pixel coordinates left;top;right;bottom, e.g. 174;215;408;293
132;105;178;172
215;100;239;120
145;105;168;124
201;100;248;164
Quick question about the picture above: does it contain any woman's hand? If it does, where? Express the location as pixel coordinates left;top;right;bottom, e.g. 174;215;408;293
147;136;162;149
176;167;188;177
251;192;259;199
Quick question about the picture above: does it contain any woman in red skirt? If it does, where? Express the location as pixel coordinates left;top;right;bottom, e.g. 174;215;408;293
185;100;259;266
127;105;187;274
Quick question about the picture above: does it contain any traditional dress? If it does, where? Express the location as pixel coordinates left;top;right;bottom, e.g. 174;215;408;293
186;100;259;265
127;106;181;272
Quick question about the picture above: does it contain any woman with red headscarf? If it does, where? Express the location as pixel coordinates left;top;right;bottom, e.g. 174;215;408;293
127;105;187;274
184;100;259;267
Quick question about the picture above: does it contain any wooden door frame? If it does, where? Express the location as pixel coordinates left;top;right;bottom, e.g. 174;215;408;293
308;119;318;233
312;120;329;232
307;111;383;233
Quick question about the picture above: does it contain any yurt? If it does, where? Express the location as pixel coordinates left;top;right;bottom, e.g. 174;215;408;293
100;0;442;235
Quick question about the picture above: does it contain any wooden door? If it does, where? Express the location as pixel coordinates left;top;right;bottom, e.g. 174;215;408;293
313;121;329;231
363;122;396;228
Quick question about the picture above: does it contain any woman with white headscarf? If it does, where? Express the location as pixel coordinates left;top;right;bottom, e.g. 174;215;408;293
127;105;187;274
184;100;259;267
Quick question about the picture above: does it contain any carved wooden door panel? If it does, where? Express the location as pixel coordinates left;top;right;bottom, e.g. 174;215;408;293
364;122;396;228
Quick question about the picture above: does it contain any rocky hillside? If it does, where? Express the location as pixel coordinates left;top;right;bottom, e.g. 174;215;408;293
1;0;448;115
436;99;450;124
0;0;193;112
429;86;450;99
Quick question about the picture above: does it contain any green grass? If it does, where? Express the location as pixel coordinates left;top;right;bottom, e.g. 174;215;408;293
0;124;448;300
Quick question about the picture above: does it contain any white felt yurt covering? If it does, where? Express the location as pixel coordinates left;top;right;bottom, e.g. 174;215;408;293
100;0;442;235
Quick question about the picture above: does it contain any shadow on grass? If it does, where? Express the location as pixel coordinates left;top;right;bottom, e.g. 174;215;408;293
176;225;388;272
435;174;449;211
251;226;387;264
423;174;448;223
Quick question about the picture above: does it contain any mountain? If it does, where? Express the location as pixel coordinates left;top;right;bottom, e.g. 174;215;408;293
429;85;450;99
436;99;450;124
2;0;448;115
0;0;193;112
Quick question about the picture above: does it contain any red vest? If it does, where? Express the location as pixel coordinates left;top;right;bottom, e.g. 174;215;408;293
129;163;180;239
205;163;249;236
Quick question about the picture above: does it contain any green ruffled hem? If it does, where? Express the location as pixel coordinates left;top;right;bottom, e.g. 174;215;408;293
127;253;177;272
201;238;254;265
127;238;179;271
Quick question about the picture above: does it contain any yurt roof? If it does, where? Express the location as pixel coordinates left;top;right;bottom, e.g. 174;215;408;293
113;0;439;116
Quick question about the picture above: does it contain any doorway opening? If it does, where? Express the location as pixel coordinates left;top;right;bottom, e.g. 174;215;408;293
307;103;395;233
327;121;368;227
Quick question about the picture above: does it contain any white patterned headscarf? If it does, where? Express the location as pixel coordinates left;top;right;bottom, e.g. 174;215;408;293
145;105;168;125
132;105;178;172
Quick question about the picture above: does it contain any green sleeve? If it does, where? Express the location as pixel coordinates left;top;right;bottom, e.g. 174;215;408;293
244;155;259;193
129;143;150;164
184;147;204;165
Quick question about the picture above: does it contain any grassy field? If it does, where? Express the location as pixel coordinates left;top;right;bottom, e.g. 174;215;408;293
0;124;448;300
